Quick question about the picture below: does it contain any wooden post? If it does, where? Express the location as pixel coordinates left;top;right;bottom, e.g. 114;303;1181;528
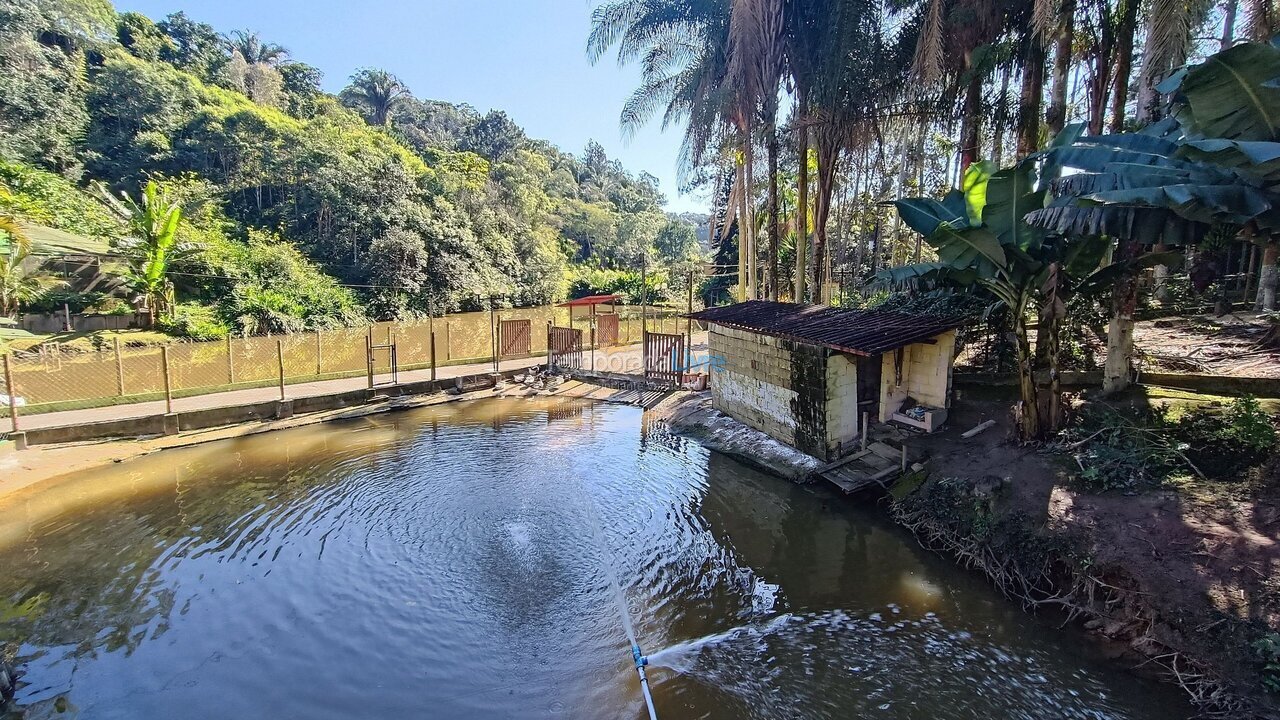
861;411;869;452
545;321;552;372
444;322;452;361
315;329;323;376
641;252;648;334
365;331;374;389
3;354;18;433
430;331;438;382
114;337;125;396
161;346;173;415
489;299;499;374
901;444;908;472
276;339;286;401
226;335;235;384
687;270;694;357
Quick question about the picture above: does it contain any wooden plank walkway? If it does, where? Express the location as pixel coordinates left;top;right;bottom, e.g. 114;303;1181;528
815;440;926;494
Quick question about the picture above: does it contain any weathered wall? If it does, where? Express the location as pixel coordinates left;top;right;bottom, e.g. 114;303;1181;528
824;353;860;454
709;326;800;447
708;325;863;460
879;330;956;421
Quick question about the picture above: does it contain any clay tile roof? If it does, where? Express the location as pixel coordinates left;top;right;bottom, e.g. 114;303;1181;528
686;300;963;356
557;294;623;307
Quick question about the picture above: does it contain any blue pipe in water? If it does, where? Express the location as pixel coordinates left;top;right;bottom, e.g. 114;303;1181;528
631;644;658;720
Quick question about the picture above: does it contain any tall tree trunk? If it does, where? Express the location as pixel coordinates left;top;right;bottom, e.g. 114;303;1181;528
766;121;781;301
1222;0;1238;49
1087;8;1115;135
1103;240;1143;395
744;126;758;300
959;55;984;171
1257;241;1279;311
1018;34;1047;155
812;130;840;304
1046;0;1077;135
736;157;749;302
1109;0;1139;132
993;64;1012;165
796;123;809;303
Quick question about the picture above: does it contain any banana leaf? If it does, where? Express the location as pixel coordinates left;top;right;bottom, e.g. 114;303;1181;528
962;161;995;224
1177;42;1280;142
1180;139;1280;186
983;161;1045;251
1083;183;1274;227
927;224;1007;270
1024;205;1210;246
891;194;968;236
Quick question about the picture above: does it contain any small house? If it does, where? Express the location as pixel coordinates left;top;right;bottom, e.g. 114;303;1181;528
687;301;962;461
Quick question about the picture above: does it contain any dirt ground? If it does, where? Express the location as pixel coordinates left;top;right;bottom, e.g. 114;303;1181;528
907;393;1280;716
955;312;1280;379
1133;313;1280;378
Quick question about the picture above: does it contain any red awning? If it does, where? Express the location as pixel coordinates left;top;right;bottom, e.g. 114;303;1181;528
557;294;622;308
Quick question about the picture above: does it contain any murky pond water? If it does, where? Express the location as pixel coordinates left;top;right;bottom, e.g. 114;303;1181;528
0;397;1191;719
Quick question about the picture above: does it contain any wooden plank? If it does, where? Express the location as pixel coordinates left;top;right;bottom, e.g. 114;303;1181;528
863;454;895;471
815;449;873;474
869;465;902;482
868;441;901;462
824;472;874;494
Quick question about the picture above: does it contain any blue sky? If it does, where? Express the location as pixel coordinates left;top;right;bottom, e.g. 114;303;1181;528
115;0;707;214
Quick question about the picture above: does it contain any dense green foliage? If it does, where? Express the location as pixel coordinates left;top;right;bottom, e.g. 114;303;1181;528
0;0;701;334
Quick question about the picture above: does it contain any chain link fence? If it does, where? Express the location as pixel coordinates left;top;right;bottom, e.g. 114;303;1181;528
1;304;692;425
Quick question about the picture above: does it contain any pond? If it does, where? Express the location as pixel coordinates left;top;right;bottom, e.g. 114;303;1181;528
0;397;1191;719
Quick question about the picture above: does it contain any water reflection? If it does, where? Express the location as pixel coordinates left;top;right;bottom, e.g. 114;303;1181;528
0;397;1189;719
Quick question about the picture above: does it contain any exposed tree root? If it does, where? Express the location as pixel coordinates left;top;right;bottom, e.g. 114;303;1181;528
888;500;1255;719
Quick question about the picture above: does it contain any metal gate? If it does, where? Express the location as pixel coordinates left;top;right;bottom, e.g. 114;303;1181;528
367;330;399;387
498;318;531;358
643;331;685;385
596;313;619;346
548;326;583;372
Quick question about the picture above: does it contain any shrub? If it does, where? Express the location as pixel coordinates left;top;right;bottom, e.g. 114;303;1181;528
156;302;230;340
24;289;106;315
1177;396;1278;479
1254;633;1280;694
1058;397;1278;491
0;160;119;239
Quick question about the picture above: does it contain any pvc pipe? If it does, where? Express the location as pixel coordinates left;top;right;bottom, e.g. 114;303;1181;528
633;644;658;720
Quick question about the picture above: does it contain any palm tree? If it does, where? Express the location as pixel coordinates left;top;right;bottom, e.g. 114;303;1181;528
340;68;413;126
1134;0;1217;123
588;0;752;297
728;0;787;300
787;0;898;301
226;30;289;65
0;217;47;317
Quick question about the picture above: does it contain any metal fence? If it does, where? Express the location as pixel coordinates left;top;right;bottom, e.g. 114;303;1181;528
1;304;694;422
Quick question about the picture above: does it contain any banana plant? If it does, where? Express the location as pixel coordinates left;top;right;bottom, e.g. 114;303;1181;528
885;143;1174;438
1029;39;1280;320
98;180;184;325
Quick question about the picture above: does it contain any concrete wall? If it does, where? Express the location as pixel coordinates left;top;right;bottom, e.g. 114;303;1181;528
709;325;800;447
879;330;956;422
20;312;148;333
824;352;860;454
708;324;862;460
19;370;519;447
